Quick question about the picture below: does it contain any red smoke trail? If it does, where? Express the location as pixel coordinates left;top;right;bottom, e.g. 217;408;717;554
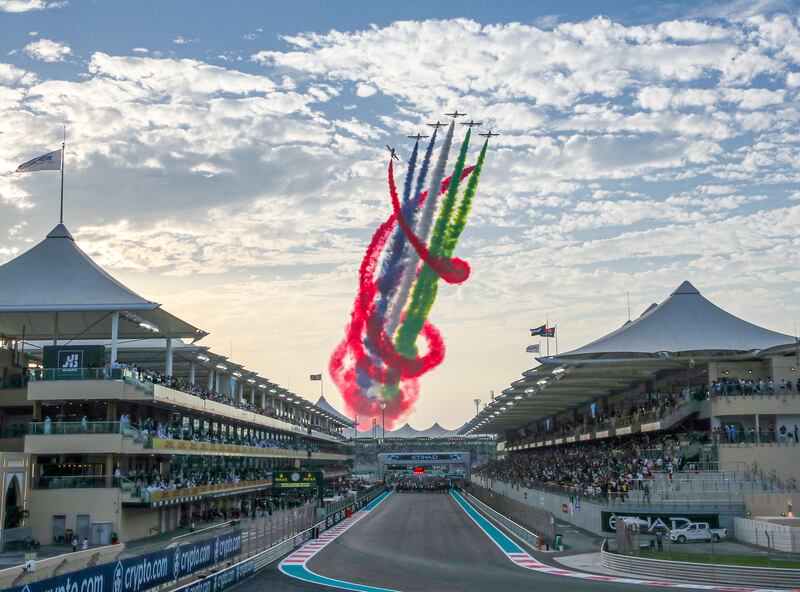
329;162;475;428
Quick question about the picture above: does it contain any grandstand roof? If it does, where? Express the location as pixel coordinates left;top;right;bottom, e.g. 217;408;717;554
461;281;798;436
343;421;477;439
0;224;206;340
557;281;794;359
314;396;356;427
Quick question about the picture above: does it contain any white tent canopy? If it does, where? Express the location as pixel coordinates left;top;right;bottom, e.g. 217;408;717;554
314;396;356;427
343;421;470;439
554;281;795;359
0;224;205;340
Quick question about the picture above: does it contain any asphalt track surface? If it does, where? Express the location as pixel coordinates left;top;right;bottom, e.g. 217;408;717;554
233;493;707;592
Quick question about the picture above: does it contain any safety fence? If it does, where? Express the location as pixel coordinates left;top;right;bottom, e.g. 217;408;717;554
465;482;554;546
169;484;388;592
461;490;541;548
601;539;800;589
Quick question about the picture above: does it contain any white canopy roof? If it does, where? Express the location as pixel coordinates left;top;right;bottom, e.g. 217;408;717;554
557;281;795;359
0;225;205;340
314;396;356;427
343;421;471;439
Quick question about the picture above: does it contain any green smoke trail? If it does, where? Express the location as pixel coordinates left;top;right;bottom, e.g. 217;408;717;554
443;139;488;254
394;131;473;359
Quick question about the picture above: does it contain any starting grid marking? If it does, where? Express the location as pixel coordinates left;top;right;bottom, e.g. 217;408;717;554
449;491;798;592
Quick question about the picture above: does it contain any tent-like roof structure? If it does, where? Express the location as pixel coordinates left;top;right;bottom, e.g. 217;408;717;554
343;421;482;439
0;224;206;340
314;396;356;427
558;281;795;359
461;281;798;436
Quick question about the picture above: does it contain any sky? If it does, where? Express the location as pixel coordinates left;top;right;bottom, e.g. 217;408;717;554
0;0;799;430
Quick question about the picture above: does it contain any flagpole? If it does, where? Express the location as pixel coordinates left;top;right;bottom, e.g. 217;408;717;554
555;324;558;355
59;126;65;224
546;313;550;357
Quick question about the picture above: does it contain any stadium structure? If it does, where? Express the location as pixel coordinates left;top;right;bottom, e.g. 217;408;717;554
0;224;355;546
342;422;496;476
461;281;800;539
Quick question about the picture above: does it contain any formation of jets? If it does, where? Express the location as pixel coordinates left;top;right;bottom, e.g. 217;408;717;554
387;111;499;159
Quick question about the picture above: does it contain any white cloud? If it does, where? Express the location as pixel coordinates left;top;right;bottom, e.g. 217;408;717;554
0;0;65;12
23;38;72;62
173;36;198;45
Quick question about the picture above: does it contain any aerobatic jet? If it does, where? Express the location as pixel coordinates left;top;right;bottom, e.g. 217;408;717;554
479;130;500;138
445;110;466;118
407;133;430;141
427;121;447;129
461;119;482;128
386;145;400;161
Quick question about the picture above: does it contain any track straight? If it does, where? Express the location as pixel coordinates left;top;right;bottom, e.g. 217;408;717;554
279;490;398;592
449;490;793;592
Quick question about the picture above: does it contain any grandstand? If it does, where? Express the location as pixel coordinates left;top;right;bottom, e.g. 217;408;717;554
463;281;799;536
0;224;355;547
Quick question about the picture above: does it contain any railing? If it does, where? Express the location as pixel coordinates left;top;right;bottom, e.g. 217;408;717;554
35;475;120;489
28;420;142;437
29;368;125;381
0;426;27;438
324;483;384;515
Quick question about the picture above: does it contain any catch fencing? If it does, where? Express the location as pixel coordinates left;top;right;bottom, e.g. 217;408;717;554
467;482;556;545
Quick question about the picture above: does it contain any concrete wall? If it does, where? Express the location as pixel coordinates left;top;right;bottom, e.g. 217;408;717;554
711;392;800;418
741;491;800;516
120;506;161;542
734;516;800;552
27;488;120;545
718;442;800;485
475;477;745;536
28;380;149;402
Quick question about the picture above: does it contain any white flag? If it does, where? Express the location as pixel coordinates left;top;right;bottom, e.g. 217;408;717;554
526;343;540;353
16;149;62;173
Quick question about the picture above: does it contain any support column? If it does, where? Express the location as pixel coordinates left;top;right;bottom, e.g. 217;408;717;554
755;414;761;444
189;362;196;385
237;381;244;403
165;338;174;377
107;400;117;421
208;370;214;391
33;400;42;421
215;372;221;393
110;311;119;365
249;387;255;405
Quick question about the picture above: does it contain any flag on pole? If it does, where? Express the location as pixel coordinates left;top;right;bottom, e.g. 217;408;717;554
526;344;540;353
530;324;556;337
309;373;322;381
16;149;62;173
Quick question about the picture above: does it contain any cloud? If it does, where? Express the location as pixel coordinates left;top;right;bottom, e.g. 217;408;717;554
23;38;72;62
0;0;66;12
1;12;799;427
173;36;198;45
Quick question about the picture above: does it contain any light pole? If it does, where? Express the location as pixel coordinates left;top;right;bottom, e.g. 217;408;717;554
380;401;386;441
473;398;481;416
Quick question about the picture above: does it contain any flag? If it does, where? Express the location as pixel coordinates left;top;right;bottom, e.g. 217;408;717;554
526;344;540;353
16;149;62;173
530;324;555;337
309;373;322;381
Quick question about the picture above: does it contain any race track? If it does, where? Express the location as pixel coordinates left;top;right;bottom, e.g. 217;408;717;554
232;492;753;592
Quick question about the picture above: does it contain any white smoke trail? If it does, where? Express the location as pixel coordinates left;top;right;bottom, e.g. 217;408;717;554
385;120;455;338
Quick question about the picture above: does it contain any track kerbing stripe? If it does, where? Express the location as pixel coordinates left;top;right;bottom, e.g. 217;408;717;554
279;490;396;591
450;490;794;592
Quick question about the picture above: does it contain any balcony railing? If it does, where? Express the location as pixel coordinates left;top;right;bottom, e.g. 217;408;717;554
35;475;121;489
29;368;125;381
28;420;144;439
